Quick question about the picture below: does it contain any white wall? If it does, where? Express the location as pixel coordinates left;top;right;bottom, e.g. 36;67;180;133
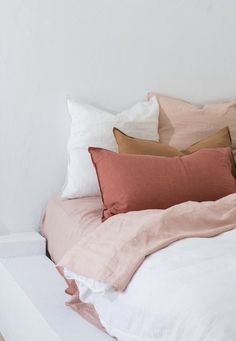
1;0;236;233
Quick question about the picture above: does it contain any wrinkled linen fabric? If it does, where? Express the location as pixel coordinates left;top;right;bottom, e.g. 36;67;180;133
68;228;236;341
41;195;103;263
59;193;236;291
148;93;236;162
60;194;236;340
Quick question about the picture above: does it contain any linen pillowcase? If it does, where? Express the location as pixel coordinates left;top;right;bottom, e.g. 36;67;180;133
113;127;236;177
147;93;236;161
113;126;231;156
89;147;236;220
62;97;159;198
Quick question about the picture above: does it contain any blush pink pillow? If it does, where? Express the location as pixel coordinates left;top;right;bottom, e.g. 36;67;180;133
89;147;236;220
147;93;236;161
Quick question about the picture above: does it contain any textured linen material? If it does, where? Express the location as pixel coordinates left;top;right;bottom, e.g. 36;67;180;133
148;93;236;161
62;96;159;198
89;147;236;220
113;127;236;178
41;196;103;263
113;126;232;156
59;193;236;292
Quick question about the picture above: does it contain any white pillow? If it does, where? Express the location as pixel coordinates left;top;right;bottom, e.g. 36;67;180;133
62;96;159;198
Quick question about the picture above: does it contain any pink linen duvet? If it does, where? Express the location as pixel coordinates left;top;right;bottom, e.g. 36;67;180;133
59;194;236;341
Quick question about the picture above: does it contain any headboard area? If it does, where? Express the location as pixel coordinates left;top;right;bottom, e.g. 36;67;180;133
1;0;236;233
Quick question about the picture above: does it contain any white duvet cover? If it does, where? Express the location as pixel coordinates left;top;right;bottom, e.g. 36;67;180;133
66;228;236;341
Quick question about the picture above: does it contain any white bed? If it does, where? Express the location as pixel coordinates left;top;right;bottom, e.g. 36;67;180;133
42;193;236;341
66;228;236;341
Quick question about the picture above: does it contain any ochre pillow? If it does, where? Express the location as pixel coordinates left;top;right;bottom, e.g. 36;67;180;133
113;127;231;156
113;127;236;178
147;93;236;161
89;147;236;220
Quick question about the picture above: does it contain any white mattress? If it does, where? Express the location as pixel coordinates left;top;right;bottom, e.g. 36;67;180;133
0;255;112;341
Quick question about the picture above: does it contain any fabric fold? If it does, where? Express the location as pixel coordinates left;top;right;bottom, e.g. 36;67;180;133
59;193;236;291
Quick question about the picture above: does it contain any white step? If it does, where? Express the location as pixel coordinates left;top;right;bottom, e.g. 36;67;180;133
0;255;112;341
0;232;45;258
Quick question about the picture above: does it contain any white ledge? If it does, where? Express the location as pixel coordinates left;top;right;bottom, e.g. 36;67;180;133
0;232;45;258
0;255;112;341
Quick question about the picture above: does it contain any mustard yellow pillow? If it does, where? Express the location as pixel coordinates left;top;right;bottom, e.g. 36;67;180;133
113;127;231;156
113;127;236;177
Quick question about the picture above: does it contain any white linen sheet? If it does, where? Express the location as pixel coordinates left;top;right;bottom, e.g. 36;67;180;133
66;228;236;341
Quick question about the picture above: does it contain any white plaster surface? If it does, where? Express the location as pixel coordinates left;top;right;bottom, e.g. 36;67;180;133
0;232;45;257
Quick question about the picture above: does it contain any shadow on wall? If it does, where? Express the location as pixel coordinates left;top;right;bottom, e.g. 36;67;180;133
0;220;9;236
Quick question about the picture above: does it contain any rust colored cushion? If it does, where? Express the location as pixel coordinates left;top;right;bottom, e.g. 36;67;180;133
113;127;231;156
147;93;236;161
89;147;236;220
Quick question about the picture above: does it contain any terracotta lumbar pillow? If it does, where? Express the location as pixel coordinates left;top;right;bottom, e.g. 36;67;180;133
89;147;236;220
147;93;236;161
113;126;231;156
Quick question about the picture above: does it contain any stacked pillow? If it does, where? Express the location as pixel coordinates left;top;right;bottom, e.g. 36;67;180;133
62;97;159;198
89;147;236;220
113;126;232;156
113;127;236;177
147;93;236;161
62;94;236;220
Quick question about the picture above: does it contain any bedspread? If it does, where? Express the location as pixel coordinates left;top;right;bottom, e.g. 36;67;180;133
59;193;236;291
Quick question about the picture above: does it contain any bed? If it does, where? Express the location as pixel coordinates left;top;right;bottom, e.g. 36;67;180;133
42;195;103;264
42;94;236;340
42;193;236;341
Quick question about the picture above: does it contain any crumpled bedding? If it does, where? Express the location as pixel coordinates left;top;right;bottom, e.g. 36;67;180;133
59;193;236;340
59;194;236;291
